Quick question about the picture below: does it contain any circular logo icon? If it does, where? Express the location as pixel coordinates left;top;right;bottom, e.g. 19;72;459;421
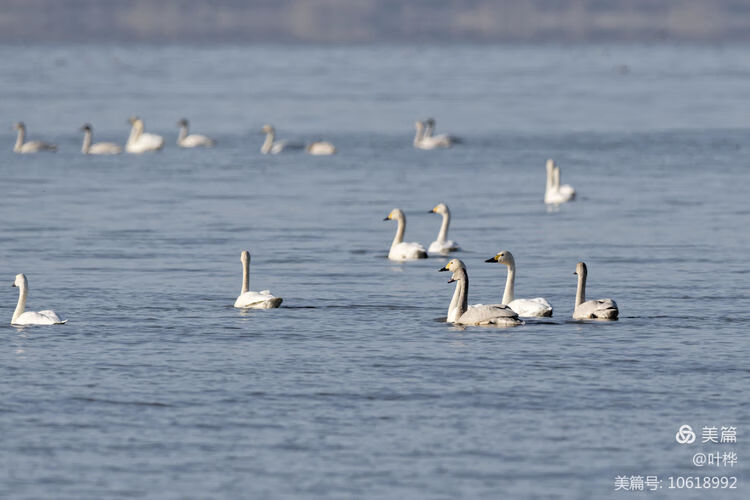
676;424;696;444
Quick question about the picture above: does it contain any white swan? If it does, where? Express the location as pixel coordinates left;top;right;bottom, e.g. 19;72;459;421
544;159;575;204
125;117;165;153
177;118;215;148
485;250;553;317
260;125;304;154
439;259;522;326
573;262;618;320
13;122;56;153
428;203;460;254
11;273;66;326
554;164;576;199
423;118;462;144
384;208;427;261
413;121;451;150
233;251;283;309
80;124;122;155
306;141;336;155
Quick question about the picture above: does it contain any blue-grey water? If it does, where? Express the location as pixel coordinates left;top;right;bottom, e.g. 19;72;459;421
1;44;748;499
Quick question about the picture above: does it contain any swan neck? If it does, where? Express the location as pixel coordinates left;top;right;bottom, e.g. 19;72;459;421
261;130;274;154
392;215;405;246
241;258;250;294
12;282;27;323
178;125;188;143
14;128;24;152
437;211;450;242
424;122;433;138
448;270;468;322
503;262;515;305
553;168;561;189
413;123;424;146
127;122;142;146
575;271;586;307
81;129;92;153
545;163;554;192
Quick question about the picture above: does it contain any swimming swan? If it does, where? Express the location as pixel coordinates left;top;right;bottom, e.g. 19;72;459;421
177;118;215;148
428;203;460;254
413;121;451;150
485;250;553;317
544;159;575;204
573;262;618;320
439;259;522;326
260;125;304;154
13;122;57;153
233;251;283;309
384;209;428;261
306;141;337;155
11;273;66;326
423;118;462;144
126;117;165;153
80;124;122;154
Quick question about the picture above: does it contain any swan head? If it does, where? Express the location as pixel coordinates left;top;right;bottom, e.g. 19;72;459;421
429;203;449;215
384;208;405;222
261;124;275;134
13;122;25;131
177;118;189;127
546;159;555;171
128;116;139;125
485;250;515;266
241;250;250;264
425;118;435;127
574;261;587;277
438;258;465;283
80;123;92;132
12;273;27;288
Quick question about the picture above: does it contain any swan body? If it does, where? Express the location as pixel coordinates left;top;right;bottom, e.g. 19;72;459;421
11;273;66;326
423;118;462;144
413;121;451;149
80;124;122;154
233;251;282;309
544;159;575;204
573;262;618;320
428;203;460;254
439;259;522;326
126;117;165;153
260;125;304;154
384;209;427;261
485;250;553;317
13;122;56;153
177;119;215;148
306;141;336;155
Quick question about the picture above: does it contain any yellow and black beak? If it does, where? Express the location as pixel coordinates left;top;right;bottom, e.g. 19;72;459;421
383;216;390;221
11;282;16;287
485;256;498;263
438;266;449;272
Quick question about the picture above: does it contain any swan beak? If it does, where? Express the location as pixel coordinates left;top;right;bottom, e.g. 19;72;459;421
447;278;456;283
485;257;497;263
438;266;449;272
383;216;390;221
11;283;16;287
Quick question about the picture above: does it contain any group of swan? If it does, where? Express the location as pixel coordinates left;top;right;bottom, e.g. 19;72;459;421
384;205;461;261
9;254;615;326
544;159;576;205
413;118;457;150
261;124;336;155
437;258;617;326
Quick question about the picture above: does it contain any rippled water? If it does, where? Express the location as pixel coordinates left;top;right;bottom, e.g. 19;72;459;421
1;44;748;499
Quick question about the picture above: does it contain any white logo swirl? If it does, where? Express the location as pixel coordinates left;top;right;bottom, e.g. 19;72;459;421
676;424;696;444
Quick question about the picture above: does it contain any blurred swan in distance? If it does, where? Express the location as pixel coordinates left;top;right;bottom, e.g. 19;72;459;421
80;124;122;154
439;259;522;326
177;118;215;148
413;121;451;149
485;250;553;317
126;117;165;153
260;124;304;154
233;251;283;309
572;262;618;320
306;141;337;155
544;159;574;205
11;273;66;326
554;163;576;199
428;203;460;254
384;208;427;261
423;118;462;144
13;122;56;153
